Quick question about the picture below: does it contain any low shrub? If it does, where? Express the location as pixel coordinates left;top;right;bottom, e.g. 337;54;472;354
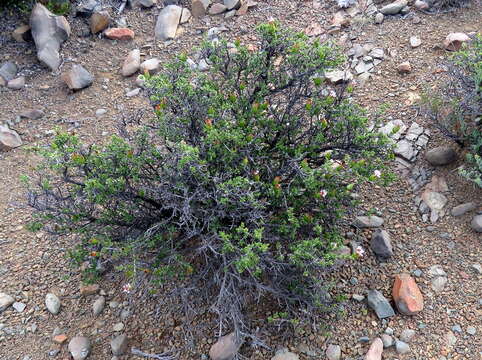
26;23;392;334
422;35;481;187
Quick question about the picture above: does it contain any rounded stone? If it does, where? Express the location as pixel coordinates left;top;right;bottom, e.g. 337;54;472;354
45;293;61;315
425;146;457;166
68;336;91;360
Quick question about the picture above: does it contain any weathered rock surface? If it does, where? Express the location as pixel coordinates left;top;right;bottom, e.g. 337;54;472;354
443;32;470;51
425;146;457;166
45;293;61;314
209;3;228;14
209;332;241;360
471;215;482;232
365;338;383;360
62;65;94;90
155;5;182;40
0;293;15;312
192;0;211;17
7;77;25;90
68;336;91;360
392;274;423;315
0;125;22;151
140;58;160;74
90;11;110;34
92;296;105;316
371;230;393;258
0;62;18;82
326;344;341;360
271;349;299;360
122;49;140;76
111;334;128;355
325;70;353;84
12;25;32;42
367;290;395;319
451;202;476;217
105;28;135;40
380;0;407;15
30;3;71;71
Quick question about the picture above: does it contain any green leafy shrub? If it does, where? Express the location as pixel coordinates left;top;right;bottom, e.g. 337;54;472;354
422;35;481;187
27;23;391;333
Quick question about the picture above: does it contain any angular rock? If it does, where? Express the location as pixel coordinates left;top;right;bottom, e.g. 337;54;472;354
7;77;25;90
451;202;476;217
62;65;93;90
354;215;384;228
428;265;446;277
326;344;341;360
365;338;383;360
0;293;15;312
122;49;140;77
443;33;470;51
0;125;22;151
421;191;447;212
367;290;395;319
12;25;32;42
90;11;110;34
332;10;350;27
92;296;105;316
325;70;353;84
0;62;18;82
394;139;416;161
381;334;393;348
155;5;182;40
425;146;457;166
105;28;134;40
12;302;26;312
397;61;412;74
224;0;241;10
380;0;407;15
209;3;227;15
76;0;101;17
53;334;68;344
371;229;393;258
395;340;410;354
471;215;482;233
209;332;241;360
45;293;61;314
192;0;211;17
180;8;192;23
392;274;423;315
111;334;128;355
30;3;71;71
140;58;160;75
68;336;91;360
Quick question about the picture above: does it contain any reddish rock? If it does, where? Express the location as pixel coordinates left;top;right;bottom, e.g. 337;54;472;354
365;338;383;360
443;32;470;51
209;332;241;360
80;284;100;296
104;28;134;40
53;334;68;344
392;273;424;315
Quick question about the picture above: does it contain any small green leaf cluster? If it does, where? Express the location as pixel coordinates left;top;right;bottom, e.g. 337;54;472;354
27;23;392;332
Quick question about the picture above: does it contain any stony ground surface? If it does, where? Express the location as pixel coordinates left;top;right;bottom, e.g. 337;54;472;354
0;1;481;359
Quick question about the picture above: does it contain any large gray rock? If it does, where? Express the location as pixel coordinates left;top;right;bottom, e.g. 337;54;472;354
367;290;395;319
7;76;25;90
394;139;417;161
209;332;241;360
45;293;61;314
365;338;383;360
0;125;22;151
68;336;91;360
371;229;393;258
395;340;410;354
30;3;71;71
155;5;182;41
325;344;341;360
354;215;384;228
224;0;241;10
471;215;482;233
0;62;18;82
111;334;128;355
425;146;457;166
62;64;93;90
122;49;140;77
380;0;407;15
0;293;15;312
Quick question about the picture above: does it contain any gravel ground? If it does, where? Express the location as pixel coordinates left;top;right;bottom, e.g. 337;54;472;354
0;1;480;359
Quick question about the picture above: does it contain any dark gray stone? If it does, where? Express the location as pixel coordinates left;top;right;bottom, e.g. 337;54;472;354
371;229;393;258
353;215;384;228
367;290;395;319
470;215;482;233
425;146;457;166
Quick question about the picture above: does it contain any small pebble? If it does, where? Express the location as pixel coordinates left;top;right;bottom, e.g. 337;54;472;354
467;326;476;335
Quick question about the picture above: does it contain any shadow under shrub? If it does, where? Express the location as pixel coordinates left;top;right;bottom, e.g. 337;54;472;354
27;23;392;336
422;35;481;186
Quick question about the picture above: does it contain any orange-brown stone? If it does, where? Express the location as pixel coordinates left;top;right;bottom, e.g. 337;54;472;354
392;273;423;315
104;28;135;40
53;334;68;344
